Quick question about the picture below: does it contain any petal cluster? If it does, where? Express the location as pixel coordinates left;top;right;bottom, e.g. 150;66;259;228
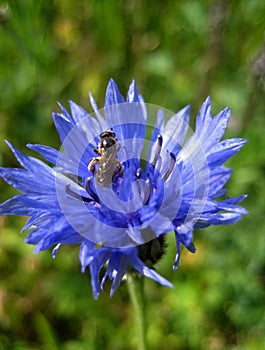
0;79;247;298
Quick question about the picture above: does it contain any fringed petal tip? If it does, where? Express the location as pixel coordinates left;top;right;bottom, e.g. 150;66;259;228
173;253;180;271
126;79;140;103
105;78;125;107
3;140;23;164
4;139;12;148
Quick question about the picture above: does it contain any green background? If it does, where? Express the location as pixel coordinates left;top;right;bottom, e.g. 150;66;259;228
0;1;264;349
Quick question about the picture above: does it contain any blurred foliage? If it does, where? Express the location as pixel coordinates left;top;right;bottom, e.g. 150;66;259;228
0;0;265;349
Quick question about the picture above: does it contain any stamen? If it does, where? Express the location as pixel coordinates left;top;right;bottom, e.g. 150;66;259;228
136;168;142;178
163;152;176;181
143;178;151;205
152;135;163;167
135;170;151;206
144;177;152;205
85;177;100;203
65;184;92;203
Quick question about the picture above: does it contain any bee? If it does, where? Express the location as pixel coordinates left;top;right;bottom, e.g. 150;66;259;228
88;129;122;187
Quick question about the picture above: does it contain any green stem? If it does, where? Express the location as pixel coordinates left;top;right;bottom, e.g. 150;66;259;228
127;274;146;350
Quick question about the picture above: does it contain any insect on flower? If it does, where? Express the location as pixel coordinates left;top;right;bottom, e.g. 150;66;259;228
88;129;122;187
0;79;248;298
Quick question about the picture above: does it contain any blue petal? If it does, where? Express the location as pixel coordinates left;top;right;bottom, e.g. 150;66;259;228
195;98;232;152
104;79;147;154
126;80;141;102
175;221;195;247
89;263;101;299
79;240;95;273
222;194;248;205
173;235;181;270
128;252;173;288
57;102;73;123
69;100;92;124
195;96;212;138
174;226;196;270
104;79;125;107
3;140;45;171
21;212;54;232
27;144;59;165
216;195;248;214
104;105;147;158
163;105;190;153
0;195;36;216
103;253;128;297
89;92;108;130
89;249;112;299
208;166;231;198
27;144;77;173
110;256;128;297
52;113;73;143
0;167;32;192
0;167;56;194
199;211;245;226
32;228;82;253
207;138;248;166
69;102;103;137
209;107;231;145
51;118;98;175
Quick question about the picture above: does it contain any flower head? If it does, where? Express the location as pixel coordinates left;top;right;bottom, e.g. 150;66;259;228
0;79;247;298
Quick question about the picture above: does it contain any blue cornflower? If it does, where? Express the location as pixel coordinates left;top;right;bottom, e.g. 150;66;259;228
0;79;247;298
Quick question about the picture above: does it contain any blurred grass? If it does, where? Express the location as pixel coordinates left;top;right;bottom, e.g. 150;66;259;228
0;0;265;349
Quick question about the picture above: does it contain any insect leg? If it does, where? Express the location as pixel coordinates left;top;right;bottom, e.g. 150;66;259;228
88;157;100;173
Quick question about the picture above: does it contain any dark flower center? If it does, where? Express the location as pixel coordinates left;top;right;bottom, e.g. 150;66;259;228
138;234;167;267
